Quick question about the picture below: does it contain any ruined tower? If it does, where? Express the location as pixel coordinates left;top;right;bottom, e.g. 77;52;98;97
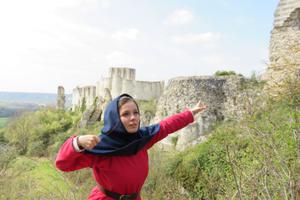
57;86;66;109
264;0;300;88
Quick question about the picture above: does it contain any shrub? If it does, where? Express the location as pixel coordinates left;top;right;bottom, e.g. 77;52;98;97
214;70;237;76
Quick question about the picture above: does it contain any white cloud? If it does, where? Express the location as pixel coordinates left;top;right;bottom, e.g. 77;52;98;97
166;9;194;25
111;28;141;41
171;32;221;46
106;51;136;65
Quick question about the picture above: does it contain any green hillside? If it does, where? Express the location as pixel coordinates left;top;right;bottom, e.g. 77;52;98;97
0;77;299;199
0;117;9;128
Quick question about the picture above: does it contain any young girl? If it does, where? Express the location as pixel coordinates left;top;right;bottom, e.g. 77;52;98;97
56;93;207;200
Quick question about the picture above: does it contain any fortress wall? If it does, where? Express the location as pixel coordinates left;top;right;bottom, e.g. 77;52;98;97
274;0;300;27
82;86;96;108
111;75;123;98
221;76;256;120
72;86;96;110
270;8;300;65
134;81;164;100
72;67;162;108
264;1;300;91
153;76;227;150
96;81;101;97
109;67;136;80
121;79;135;96
152;75;251;150
96;77;112;98
72;87;82;110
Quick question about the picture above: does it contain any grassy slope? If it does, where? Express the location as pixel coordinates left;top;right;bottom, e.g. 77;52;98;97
0;117;9;128
1;157;72;199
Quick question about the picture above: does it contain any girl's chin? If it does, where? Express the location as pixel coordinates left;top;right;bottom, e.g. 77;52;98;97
127;128;139;134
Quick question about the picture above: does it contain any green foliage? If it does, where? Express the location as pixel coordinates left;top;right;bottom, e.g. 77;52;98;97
170;135;179;146
144;77;300;199
137;99;157;116
143;147;192;200
0;117;9;128
0;128;8;143
81;97;87;113
214;70;237;76
163;96;299;199
4;108;76;157
0;144;17;176
93;96;99;106
4;112;34;154
240;72;266;90
137;99;156;115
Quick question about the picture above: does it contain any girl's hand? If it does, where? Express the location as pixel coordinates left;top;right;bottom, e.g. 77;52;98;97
77;135;100;150
191;101;208;116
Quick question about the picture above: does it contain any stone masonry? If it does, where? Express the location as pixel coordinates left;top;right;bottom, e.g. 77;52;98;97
72;67;164;110
263;0;300;92
57;86;65;110
72;86;96;110
152;75;255;150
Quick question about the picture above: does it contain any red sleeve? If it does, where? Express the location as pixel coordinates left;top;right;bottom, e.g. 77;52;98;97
145;110;194;150
55;136;96;172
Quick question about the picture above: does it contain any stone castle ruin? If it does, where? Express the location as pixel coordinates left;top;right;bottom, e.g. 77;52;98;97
152;75;255;150
72;85;96;110
56;86;65;110
72;67;164;110
263;0;300;89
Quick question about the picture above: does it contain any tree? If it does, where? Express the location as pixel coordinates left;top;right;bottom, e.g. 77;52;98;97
214;70;237;76
4;113;35;154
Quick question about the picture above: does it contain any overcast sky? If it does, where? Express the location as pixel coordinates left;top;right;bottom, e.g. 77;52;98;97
0;0;278;94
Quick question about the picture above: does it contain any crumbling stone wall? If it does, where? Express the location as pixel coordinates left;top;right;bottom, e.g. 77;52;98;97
72;86;96;110
152;76;251;150
263;0;300;92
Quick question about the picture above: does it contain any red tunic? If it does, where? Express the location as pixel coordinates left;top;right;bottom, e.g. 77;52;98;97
56;110;194;200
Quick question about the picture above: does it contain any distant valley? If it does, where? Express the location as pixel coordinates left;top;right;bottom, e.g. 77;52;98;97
0;92;71;117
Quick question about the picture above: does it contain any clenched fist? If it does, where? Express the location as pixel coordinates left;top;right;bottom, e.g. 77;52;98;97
77;135;100;150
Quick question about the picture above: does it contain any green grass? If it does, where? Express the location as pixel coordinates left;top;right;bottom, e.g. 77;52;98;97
2;157;73;199
0;117;9;128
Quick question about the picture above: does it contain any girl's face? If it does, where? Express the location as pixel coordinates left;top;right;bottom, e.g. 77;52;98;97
119;100;140;133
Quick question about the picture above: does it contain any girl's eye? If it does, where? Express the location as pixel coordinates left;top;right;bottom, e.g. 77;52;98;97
121;111;139;117
122;112;130;117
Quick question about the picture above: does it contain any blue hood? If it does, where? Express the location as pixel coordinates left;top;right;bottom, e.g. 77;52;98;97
85;94;160;156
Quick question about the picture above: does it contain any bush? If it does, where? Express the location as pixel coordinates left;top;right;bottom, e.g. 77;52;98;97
164;96;299;199
214;70;237;76
3;108;76;157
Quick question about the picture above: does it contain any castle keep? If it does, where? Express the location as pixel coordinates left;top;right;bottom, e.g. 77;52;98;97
263;0;300;87
72;67;164;110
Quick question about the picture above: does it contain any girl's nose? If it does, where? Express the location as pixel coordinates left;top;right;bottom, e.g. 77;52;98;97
130;114;136;120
